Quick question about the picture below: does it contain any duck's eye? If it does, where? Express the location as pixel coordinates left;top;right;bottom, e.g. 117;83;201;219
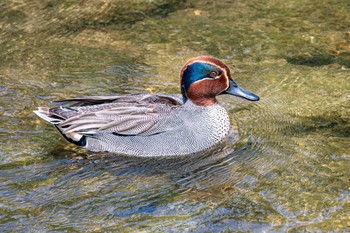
209;71;218;78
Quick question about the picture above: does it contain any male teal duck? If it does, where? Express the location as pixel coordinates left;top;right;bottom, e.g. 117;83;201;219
34;56;259;157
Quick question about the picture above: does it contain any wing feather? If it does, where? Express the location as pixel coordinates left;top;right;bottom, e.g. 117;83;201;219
48;94;183;136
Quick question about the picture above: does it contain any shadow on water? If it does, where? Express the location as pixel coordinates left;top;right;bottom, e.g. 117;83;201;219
286;53;350;67
286;54;335;67
281;115;350;138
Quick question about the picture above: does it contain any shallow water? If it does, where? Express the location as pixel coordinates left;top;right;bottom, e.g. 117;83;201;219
0;0;349;232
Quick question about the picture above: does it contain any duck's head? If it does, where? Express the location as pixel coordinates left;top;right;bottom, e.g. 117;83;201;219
180;56;259;106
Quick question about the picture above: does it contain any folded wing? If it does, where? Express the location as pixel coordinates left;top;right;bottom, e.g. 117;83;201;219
35;94;183;138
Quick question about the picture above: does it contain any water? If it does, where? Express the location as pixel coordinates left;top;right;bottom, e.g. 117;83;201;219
0;0;349;232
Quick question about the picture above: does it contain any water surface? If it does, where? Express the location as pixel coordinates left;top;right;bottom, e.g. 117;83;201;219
0;0;349;232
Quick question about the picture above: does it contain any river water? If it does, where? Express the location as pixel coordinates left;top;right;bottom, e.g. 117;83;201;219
0;0;349;232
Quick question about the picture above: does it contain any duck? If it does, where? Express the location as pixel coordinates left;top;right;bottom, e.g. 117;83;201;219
34;56;259;157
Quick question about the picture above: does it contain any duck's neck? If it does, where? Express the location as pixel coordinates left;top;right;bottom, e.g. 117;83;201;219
191;97;217;106
183;95;217;107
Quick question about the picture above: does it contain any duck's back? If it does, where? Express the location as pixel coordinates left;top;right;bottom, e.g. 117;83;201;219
86;101;231;156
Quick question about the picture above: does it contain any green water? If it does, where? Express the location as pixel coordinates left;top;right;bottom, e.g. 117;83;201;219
0;0;349;232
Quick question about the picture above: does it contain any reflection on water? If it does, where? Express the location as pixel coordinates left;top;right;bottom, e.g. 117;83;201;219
0;0;349;232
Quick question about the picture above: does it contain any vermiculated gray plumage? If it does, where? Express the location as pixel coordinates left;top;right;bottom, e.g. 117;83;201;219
34;94;231;157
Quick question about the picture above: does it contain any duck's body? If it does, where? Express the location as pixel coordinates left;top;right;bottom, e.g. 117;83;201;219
35;56;259;157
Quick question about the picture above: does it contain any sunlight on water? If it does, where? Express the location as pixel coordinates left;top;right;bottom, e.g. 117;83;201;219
0;0;349;232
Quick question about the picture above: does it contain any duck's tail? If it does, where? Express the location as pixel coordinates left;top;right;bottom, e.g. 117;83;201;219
34;107;87;146
34;107;63;124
